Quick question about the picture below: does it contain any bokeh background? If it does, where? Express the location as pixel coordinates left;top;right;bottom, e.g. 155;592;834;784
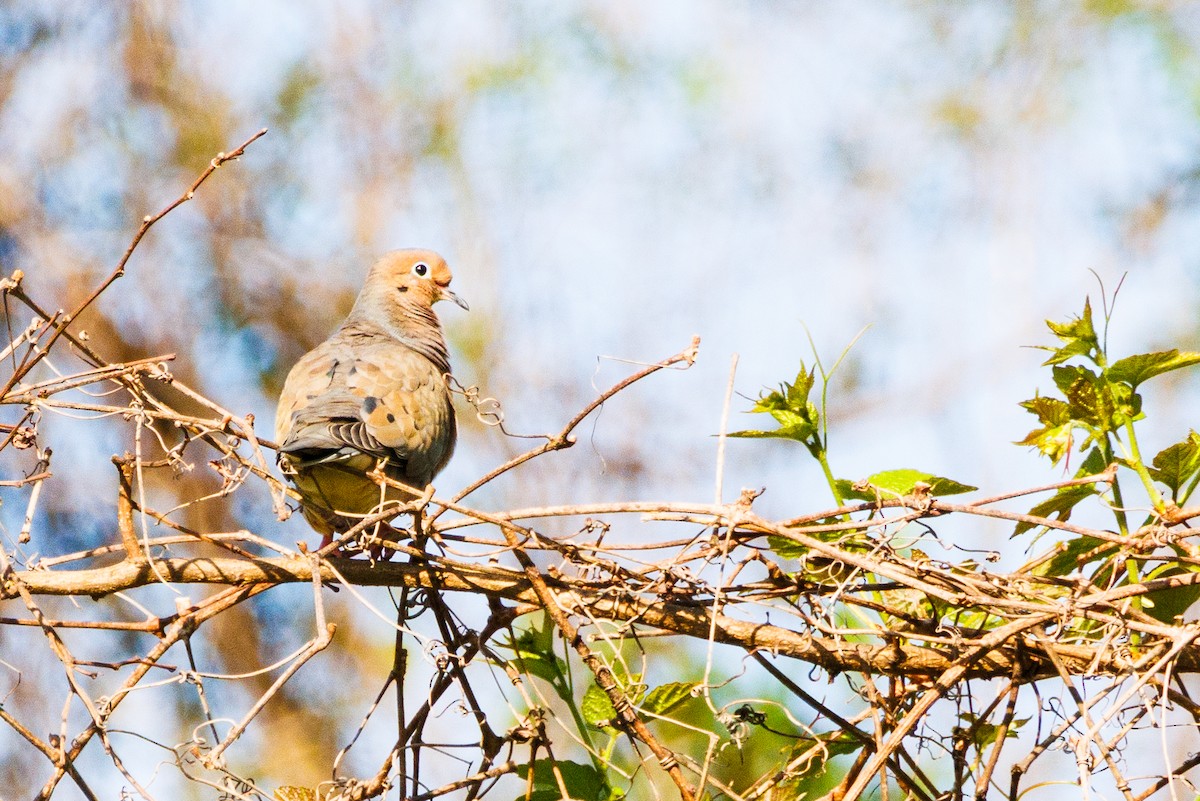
3;1;1200;797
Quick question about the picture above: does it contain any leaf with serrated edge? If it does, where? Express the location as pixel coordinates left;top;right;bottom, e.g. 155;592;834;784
737;366;821;443
642;682;698;715
728;421;816;442
519;759;612;801
1034;535;1108;577
1143;564;1200;623
1020;396;1071;426
767;534;807;559
787;732;861;761
1108;350;1200;388
502;616;570;691
1042;338;1095;366
863;469;977;497
1046;298;1097;345
1015;421;1074;464
582;683;619;729
1150;431;1200;496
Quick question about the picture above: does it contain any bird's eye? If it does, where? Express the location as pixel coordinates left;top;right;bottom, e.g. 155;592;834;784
413;262;429;277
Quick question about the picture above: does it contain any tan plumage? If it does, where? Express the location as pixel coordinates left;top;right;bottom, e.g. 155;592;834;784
275;249;466;543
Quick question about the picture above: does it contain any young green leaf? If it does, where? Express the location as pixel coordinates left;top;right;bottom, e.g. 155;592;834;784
1143;564;1200;623
1040;298;1099;365
1034;535;1108;577
727;422;817;443
582;674;645;731
1020;396;1072;427
786;731;863;761
729;366;821;445
501;614;569;690
767;534;808;559
958;713;1028;748
1148;431;1200;498
1017;396;1075;463
1039;337;1096;366
518;759;618;801
837;469;977;500
879;586;935;628
1049;364;1142;437
582;683;619;731
1052;365;1108;427
641;682;698;716
833;478;872;502
1107;350;1200;389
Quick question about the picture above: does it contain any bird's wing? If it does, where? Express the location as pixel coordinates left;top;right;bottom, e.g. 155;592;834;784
276;330;455;484
343;339;456;484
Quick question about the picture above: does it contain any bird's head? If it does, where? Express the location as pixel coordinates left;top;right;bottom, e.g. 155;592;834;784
353;249;469;326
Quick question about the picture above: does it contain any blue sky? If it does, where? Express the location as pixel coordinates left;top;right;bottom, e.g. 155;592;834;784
4;2;1200;796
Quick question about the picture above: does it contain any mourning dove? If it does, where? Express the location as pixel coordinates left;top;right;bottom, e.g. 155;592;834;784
275;249;467;546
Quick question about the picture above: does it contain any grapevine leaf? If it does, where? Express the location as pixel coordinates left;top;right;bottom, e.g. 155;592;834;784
1149;431;1200;497
1143;564;1200;623
642;682;698;716
518;760;619;801
1041;298;1098;364
837;469;976;500
1108;350;1200;389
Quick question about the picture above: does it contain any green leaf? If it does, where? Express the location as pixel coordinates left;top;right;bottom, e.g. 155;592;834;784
786;730;862;762
837;469;977;500
501;614;569;692
582;674;644;731
1149;431;1200;497
879;586;935;628
779;366;816;410
1143;563;1200;623
958;713;1028;748
1052;365;1104;423
733;366;821;445
1017;396;1075;464
750;368;815;415
1042;298;1099;364
1034;535;1109;577
1046;298;1098;343
1107;350;1200;389
1046;298;1097;340
582;683;618;731
505;612;555;654
834;478;871;502
727;422;817;443
642;682;698;716
1051;364;1142;434
1020;396;1072;427
517;759;617;801
1072;443;1109;477
1039;337;1096;366
767;534;807;559
768;514;859;555
938;605;1004;632
1016;423;1074;464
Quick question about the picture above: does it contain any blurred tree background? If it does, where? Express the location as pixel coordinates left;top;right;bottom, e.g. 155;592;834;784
3;1;1200;797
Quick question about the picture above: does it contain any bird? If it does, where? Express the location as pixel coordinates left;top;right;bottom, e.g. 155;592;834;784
275;249;467;550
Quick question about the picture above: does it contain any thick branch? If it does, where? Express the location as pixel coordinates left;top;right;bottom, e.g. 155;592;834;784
9;555;1194;680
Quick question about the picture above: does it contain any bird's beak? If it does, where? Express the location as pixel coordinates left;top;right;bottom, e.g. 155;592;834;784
439;288;469;311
